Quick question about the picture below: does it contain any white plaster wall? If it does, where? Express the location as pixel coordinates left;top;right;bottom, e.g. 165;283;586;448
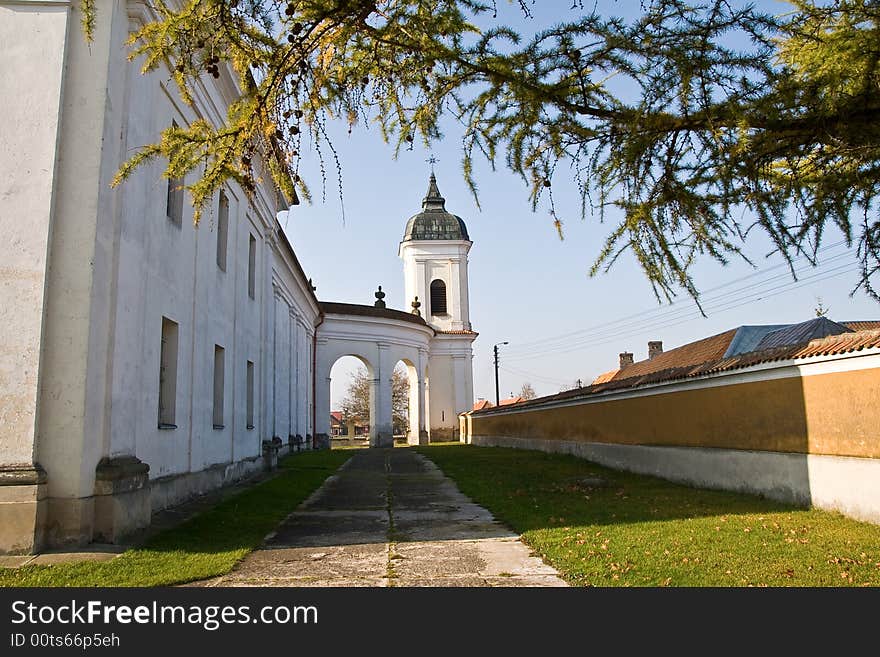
61;2;320;484
426;334;476;435
0;1;71;466
399;241;472;331
315;314;433;439
34;0;122;502
472;435;880;525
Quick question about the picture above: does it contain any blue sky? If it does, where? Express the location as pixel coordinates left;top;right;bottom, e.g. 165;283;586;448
280;1;879;406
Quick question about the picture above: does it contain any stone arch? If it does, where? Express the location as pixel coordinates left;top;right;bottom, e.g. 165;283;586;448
328;354;375;444
315;305;433;447
394;357;422;443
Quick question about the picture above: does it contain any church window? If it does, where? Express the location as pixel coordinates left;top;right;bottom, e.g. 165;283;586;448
216;191;229;271
246;360;255;430
166;122;184;225
248;233;257;299
158;317;179;428
430;279;447;315
213;345;225;429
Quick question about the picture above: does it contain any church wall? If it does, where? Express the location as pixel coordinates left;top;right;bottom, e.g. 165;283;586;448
426;337;476;441
0;0;73;553
426;355;455;440
0;1;321;551
33;0;123;548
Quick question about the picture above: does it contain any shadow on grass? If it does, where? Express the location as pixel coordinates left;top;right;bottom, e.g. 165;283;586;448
417;444;880;586
418;444;796;531
0;450;352;587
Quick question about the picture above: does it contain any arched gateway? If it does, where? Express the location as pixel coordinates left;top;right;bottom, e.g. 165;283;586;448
314;173;478;447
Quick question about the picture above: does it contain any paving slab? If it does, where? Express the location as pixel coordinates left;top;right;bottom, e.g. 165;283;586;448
201;448;567;587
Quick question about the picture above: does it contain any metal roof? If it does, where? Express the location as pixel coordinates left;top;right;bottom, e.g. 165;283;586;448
753;317;852;351
401;174;470;242
722;324;789;357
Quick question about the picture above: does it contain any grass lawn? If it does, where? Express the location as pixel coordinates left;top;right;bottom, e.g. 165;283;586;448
417;444;880;587
0;449;351;587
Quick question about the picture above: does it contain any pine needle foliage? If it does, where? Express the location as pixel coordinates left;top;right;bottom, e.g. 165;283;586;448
80;0;880;303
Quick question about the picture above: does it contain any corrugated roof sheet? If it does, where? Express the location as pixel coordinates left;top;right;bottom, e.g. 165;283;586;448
723;324;788;357
754;317;852;351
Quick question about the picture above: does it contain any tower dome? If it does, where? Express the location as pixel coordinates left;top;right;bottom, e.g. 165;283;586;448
402;173;470;242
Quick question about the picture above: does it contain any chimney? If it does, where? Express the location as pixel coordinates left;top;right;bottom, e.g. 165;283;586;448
648;341;663;359
619;352;634;369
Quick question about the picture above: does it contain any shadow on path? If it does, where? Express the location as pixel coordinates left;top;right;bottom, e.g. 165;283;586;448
198;448;566;587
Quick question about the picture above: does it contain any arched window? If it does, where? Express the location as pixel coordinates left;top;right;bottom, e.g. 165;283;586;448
430;279;447;315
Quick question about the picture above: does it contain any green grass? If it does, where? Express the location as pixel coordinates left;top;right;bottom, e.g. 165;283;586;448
0;449;351;587
417;444;880;587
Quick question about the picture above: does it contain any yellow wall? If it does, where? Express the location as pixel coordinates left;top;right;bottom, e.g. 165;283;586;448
471;366;880;458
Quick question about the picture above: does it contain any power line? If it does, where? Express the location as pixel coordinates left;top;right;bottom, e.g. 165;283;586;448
503;240;852;355
504;258;858;361
500;364;572;387
502;264;858;364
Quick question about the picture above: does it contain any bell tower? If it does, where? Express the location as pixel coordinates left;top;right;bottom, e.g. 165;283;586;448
398;173;472;332
399;172;477;440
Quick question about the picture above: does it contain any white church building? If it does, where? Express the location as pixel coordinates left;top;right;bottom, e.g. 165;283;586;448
0;0;476;554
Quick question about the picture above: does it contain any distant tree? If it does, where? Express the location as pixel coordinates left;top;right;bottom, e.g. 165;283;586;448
341;364;410;434
559;379;585;392
391;366;410;434
519;383;537;400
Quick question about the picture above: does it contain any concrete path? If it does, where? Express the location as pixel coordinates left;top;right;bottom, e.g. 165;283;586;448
199;448;567;587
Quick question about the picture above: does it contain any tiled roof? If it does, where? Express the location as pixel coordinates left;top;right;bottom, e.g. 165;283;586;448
473;329;880;413
699;329;880;372
330;411;343;422
843;321;880;331
609;329;738;382
591;369;619;384
472;399;493;411
499;396;526;406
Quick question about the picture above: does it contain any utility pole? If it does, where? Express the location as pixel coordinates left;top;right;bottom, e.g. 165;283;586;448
493;341;508;407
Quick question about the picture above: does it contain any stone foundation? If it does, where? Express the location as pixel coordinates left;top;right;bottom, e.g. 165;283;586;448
150;456;264;513
0;464;48;554
429;427;457;442
93;456;150;543
44;496;95;549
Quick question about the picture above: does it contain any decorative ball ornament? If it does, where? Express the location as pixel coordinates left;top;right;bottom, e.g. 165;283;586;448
374;285;386;308
411;296;421;316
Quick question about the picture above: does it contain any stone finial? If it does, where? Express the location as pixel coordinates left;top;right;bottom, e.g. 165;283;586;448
308;278;316;292
411;296;422;316
374;285;386;308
